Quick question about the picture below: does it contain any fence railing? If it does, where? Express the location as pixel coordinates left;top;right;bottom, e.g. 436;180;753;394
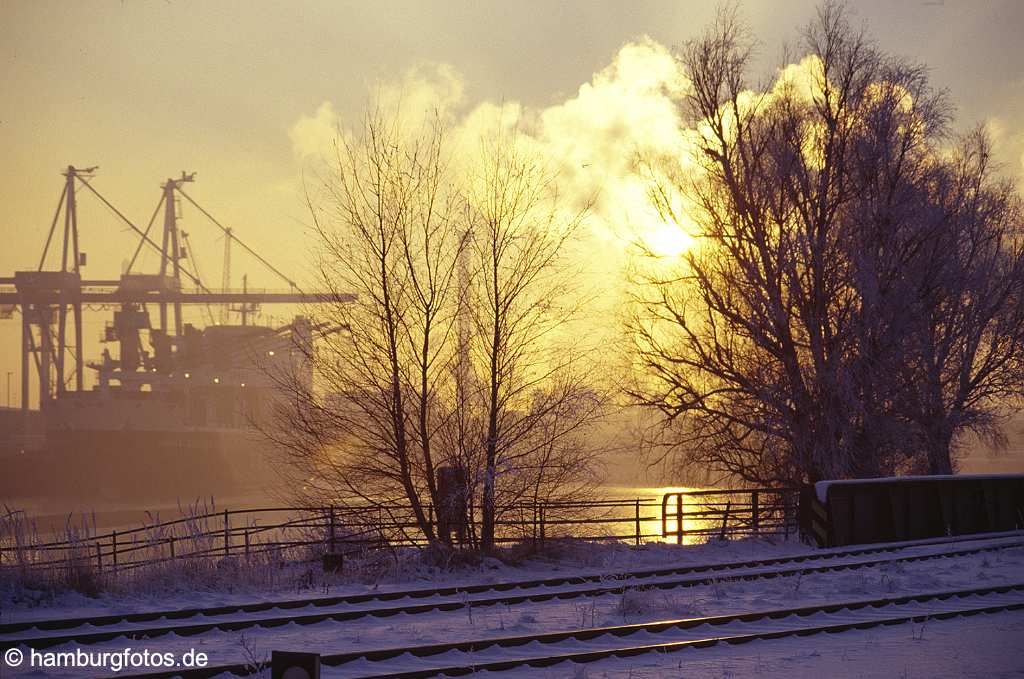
1;488;799;574
661;487;798;544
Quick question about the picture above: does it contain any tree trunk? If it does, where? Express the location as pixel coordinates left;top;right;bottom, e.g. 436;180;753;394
925;421;955;475
481;347;499;552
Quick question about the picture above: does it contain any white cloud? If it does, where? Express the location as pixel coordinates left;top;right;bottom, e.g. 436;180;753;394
289;38;698;257
289;102;340;159
376;63;465;124
530;38;693;246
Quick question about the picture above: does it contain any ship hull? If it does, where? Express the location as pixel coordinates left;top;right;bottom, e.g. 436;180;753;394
3;425;281;504
1;316;311;507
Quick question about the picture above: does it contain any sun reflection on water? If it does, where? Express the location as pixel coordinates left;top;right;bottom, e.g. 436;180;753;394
606;486;705;544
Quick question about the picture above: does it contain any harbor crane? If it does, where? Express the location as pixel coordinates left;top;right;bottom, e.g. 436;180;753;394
0;166;350;423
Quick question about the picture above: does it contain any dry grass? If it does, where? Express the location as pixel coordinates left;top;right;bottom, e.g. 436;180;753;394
1;501;487;601
1;506;102;598
0;501;322;599
617;586;704;620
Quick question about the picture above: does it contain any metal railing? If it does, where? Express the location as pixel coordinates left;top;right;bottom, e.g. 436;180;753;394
661;487;799;544
1;489;799;574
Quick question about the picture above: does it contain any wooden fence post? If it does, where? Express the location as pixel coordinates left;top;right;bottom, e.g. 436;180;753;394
244;528;250;560
329;506;336;552
752;490;760;535
676;494;684;545
111;531;118;572
531;504;538;547
95;542;102;574
378;507;383;548
169;535;175;560
539;503;546;546
634;499;641;546
223;510;230;557
718;502;731;541
783;491;792;538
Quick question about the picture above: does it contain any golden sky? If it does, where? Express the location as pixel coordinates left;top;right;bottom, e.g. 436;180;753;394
1;0;1022;407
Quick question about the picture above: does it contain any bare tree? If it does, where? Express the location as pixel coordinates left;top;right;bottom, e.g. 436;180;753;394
630;5;887;484
465;130;604;551
895;133;1024;474
266;108;466;547
629;4;1023;484
266;110;610;553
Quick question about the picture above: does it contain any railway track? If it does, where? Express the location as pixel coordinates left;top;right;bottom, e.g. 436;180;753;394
116;581;1024;678
3;531;1023;652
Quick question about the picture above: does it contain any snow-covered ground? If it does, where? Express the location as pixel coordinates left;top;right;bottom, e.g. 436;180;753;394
0;538;794;622
482;609;1024;679
3;536;1024;677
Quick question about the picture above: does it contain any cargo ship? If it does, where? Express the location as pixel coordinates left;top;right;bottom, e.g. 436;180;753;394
1;295;314;503
0;168;340;505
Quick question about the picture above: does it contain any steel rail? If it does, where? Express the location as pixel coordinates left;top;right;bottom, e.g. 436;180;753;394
4;529;1018;632
3;531;1020;638
112;581;1024;679
4;534;1023;650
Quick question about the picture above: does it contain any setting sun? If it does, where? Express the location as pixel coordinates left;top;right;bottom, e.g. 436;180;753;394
644;223;692;256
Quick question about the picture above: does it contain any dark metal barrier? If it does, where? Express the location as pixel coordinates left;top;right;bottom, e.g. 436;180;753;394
800;475;1024;547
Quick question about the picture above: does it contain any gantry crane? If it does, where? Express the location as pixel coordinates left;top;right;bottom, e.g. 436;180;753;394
0;166;351;424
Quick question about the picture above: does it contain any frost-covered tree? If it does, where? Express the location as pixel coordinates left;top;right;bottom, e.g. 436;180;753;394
265;109;608;552
466;130;605;552
630;4;1024;483
892;133;1024;474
